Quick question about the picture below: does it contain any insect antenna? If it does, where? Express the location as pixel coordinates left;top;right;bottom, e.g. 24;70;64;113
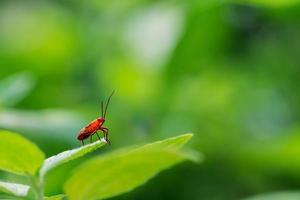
101;101;104;118
104;90;115;118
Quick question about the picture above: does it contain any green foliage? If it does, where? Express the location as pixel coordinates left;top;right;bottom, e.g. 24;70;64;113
39;139;106;178
243;191;300;200
0;130;44;175
44;194;66;200
0;181;29;197
0;131;198;200
238;0;300;7
0;72;35;107
142;133;193;150
1;0;300;199
64;133;200;200
65;151;188;200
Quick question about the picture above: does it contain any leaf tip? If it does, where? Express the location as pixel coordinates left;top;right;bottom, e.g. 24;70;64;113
182;133;194;139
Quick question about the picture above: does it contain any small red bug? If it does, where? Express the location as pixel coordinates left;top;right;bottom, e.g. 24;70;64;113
77;91;115;145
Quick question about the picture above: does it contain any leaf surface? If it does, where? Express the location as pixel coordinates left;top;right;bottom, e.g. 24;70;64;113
237;0;300;7
64;134;202;200
0;130;44;175
243;191;300;200
0;180;30;197
40;139;107;178
0;72;35;107
44;194;66;200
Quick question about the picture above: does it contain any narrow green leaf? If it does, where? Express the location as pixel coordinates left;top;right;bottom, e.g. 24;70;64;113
0;130;45;175
44;194;65;200
243;191;300;200
0;181;30;197
0;72;35;107
236;0;300;7
64;134;202;200
39;139;107;178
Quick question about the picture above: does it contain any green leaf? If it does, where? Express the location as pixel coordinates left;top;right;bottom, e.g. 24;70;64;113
243;191;300;200
0;181;30;197
39;139;107;178
0;130;45;175
44;194;65;200
0;72;35;107
236;0;300;7
142;133;193;150
64;134;202;200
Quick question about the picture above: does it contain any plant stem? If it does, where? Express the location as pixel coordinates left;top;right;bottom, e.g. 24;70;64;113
28;175;43;200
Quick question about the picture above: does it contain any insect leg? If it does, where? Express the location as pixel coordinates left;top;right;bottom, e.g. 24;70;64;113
81;140;84;145
100;127;110;145
102;127;109;132
90;135;93;143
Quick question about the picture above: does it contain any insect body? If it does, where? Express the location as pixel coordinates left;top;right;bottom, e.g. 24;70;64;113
77;91;114;145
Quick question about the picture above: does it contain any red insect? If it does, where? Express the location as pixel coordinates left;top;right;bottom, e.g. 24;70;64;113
77;91;115;145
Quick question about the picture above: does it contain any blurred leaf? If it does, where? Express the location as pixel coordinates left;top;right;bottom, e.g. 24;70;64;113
39;139;107;178
0;72;35;107
0;181;29;197
0;109;84;145
44;194;65;200
0;130;45;175
243;191;300;200
64;134;201;200
238;0;300;7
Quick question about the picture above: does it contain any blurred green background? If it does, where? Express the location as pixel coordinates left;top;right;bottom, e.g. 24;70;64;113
1;0;300;199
